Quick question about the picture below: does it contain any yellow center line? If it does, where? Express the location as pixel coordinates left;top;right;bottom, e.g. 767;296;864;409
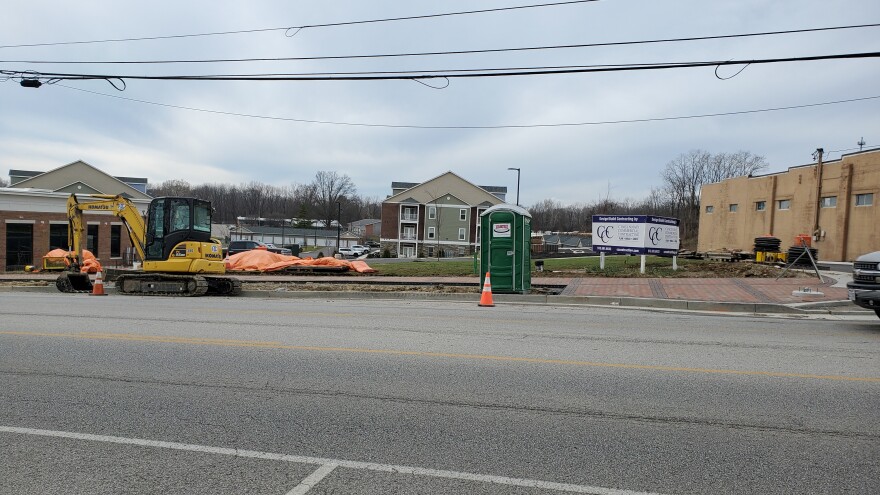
189;307;527;324
2;330;878;383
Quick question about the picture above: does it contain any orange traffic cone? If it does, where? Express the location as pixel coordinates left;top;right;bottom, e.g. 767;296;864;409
478;272;495;307
90;271;107;296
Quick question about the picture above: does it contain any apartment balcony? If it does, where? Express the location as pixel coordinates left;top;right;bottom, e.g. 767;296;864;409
400;233;418;240
400;214;419;222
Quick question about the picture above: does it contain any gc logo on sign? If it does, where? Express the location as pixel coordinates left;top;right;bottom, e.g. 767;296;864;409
648;227;662;246
596;226;614;243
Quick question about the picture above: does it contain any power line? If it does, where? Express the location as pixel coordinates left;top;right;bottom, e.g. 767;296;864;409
7;51;880;82
57;84;880;130
5;22;878;65
0;0;600;49
827;144;874;154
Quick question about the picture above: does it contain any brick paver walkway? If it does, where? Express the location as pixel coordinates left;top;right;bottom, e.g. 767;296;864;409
561;276;848;303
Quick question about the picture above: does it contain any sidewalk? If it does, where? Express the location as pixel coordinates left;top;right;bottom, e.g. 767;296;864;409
1;271;863;316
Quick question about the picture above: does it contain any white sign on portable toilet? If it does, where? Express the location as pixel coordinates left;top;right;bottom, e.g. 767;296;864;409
492;223;512;238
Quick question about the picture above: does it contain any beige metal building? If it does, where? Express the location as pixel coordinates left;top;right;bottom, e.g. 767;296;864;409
697;148;879;262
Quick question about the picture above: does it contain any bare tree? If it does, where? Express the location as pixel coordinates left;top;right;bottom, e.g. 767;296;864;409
660;149;767;247
311;171;356;229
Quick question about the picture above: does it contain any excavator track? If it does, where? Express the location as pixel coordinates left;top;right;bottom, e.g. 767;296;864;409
115;274;210;297
205;276;243;296
55;273;93;293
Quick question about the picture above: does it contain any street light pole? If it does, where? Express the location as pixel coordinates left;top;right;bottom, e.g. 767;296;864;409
336;201;341;249
508;167;521;206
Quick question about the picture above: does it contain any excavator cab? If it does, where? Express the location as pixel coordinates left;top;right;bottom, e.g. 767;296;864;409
144;197;213;261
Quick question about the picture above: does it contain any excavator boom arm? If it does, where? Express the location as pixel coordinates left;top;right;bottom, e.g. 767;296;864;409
67;194;147;266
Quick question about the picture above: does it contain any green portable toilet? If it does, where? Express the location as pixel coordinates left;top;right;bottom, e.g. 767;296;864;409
479;204;531;294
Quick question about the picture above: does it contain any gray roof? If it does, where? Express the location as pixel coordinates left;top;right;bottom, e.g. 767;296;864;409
391;180;507;195
8;170;42;177
349;218;381;227
391;182;419;190
236;225;342;237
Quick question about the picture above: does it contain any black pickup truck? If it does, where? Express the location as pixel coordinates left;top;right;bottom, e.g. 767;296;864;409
847;251;880;319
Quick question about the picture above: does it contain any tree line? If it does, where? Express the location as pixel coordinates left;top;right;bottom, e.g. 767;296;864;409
144;150;766;248
147;171;382;228
529;150;767;248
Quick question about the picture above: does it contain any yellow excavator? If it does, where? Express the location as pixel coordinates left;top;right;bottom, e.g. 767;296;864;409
57;194;241;296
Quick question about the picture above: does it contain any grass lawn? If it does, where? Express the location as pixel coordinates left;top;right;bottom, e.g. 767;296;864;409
370;255;799;278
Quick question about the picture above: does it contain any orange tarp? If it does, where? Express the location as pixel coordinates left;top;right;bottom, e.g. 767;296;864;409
224;250;376;273
42;249;103;273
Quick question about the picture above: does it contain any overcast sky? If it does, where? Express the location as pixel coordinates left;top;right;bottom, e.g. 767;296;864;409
2;1;878;207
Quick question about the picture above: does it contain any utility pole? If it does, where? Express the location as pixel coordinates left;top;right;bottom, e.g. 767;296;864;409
507;167;521;206
858;137;866;151
812;147;824;240
336;201;341;249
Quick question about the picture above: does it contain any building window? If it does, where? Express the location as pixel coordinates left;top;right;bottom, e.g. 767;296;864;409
755;201;766;211
87;225;99;254
458;228;466;240
428;206;436;219
820;196;837;208
729;204;738;212
49;224;68;250
111;225;122;258
705;206;714;213
427;246;434;257
427;227;435;239
460;209;467;221
855;193;873;206
777;199;791;210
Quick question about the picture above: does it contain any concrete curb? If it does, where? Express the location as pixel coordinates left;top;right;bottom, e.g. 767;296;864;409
2;284;872;316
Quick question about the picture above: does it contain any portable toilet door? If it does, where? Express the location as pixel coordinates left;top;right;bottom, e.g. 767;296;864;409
480;204;531;294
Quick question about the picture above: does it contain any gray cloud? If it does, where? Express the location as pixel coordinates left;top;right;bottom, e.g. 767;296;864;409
2;0;878;207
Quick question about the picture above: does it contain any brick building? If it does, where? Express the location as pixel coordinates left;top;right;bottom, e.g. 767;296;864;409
2;161;151;272
697;148;879;261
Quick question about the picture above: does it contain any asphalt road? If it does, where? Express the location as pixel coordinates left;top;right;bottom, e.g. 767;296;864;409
1;293;878;494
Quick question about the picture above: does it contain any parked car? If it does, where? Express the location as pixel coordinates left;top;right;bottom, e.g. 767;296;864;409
226;240;291;257
846;251;880;319
264;243;293;256
365;241;380;248
337;247;356;257
351;245;369;256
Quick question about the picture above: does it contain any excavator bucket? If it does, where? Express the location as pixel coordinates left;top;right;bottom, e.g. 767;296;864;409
56;272;93;293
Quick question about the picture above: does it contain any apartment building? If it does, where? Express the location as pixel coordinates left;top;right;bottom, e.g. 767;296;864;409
380;172;506;257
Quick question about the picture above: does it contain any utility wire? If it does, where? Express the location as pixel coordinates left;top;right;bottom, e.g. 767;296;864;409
5;22;878;65
7;51;880;82
828;145;874;153
57;83;880;129
0;0;600;49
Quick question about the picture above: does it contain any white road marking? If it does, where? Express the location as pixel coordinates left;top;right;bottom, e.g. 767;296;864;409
286;463;337;495
0;425;669;495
